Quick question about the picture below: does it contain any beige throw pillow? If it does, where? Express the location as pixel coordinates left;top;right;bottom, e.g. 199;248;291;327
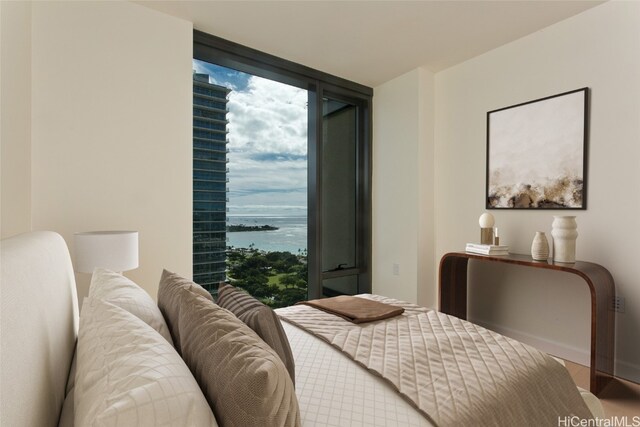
75;298;217;426
217;284;295;384
179;291;301;427
157;269;213;351
90;268;173;345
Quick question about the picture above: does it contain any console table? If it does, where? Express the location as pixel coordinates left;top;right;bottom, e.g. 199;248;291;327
439;252;615;395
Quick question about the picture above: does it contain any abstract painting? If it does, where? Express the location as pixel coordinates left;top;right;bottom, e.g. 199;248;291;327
486;88;588;209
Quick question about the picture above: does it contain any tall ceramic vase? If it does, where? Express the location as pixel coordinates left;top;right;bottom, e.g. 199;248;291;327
551;216;578;263
531;232;549;261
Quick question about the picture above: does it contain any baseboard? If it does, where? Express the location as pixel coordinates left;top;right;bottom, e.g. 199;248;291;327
470;318;640;384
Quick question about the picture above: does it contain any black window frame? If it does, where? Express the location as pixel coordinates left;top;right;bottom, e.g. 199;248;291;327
193;30;373;300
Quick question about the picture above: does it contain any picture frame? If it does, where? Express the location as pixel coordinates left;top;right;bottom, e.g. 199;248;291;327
486;87;589;209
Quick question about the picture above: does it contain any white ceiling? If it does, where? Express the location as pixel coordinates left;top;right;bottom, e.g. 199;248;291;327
137;1;604;87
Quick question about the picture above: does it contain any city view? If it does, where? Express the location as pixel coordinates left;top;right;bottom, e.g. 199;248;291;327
192;59;308;307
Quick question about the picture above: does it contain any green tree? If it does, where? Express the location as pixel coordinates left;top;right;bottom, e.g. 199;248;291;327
226;247;308;308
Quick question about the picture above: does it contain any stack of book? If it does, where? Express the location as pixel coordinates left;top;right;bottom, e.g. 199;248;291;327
465;243;509;255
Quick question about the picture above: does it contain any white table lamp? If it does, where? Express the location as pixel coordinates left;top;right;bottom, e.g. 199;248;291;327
74;231;139;273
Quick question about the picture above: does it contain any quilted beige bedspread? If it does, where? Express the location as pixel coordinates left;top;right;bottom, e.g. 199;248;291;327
276;294;593;427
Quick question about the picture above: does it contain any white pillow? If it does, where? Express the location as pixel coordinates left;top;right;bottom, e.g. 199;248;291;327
89;268;173;345
75;297;217;426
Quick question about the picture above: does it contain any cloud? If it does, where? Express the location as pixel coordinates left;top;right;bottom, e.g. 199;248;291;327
249;153;307;162
193;59;250;92
193;62;308;216
227;77;307;158
227;156;306;211
193;60;309;216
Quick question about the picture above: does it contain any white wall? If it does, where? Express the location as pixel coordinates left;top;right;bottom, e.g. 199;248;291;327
27;1;193;300
1;1;32;239
373;68;435;308
434;1;640;381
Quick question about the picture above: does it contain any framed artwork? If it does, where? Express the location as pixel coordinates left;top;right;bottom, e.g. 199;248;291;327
486;87;589;209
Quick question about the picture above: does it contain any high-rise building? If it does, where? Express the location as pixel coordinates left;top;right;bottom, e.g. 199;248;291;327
192;72;230;292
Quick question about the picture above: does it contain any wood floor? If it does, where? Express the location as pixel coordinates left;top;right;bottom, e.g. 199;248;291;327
564;360;640;418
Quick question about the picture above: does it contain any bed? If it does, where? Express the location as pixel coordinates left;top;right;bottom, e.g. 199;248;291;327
0;231;603;426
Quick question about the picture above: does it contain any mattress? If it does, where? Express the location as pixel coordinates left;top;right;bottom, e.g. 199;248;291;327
282;321;432;427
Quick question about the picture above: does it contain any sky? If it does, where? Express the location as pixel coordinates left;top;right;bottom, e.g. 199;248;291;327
193;59;308;217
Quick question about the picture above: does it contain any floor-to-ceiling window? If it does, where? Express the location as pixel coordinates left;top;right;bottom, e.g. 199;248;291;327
193;59;308;307
193;31;372;303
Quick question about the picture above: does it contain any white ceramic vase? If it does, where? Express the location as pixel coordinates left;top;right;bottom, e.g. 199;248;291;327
551;216;578;263
531;232;549;261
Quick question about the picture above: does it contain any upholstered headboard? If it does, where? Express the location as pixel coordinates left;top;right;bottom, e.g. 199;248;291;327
1;231;79;427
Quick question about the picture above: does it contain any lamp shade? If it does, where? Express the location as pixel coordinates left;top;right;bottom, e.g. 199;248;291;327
73;231;139;273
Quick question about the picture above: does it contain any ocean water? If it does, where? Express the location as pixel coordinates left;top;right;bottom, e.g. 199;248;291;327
227;216;307;253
